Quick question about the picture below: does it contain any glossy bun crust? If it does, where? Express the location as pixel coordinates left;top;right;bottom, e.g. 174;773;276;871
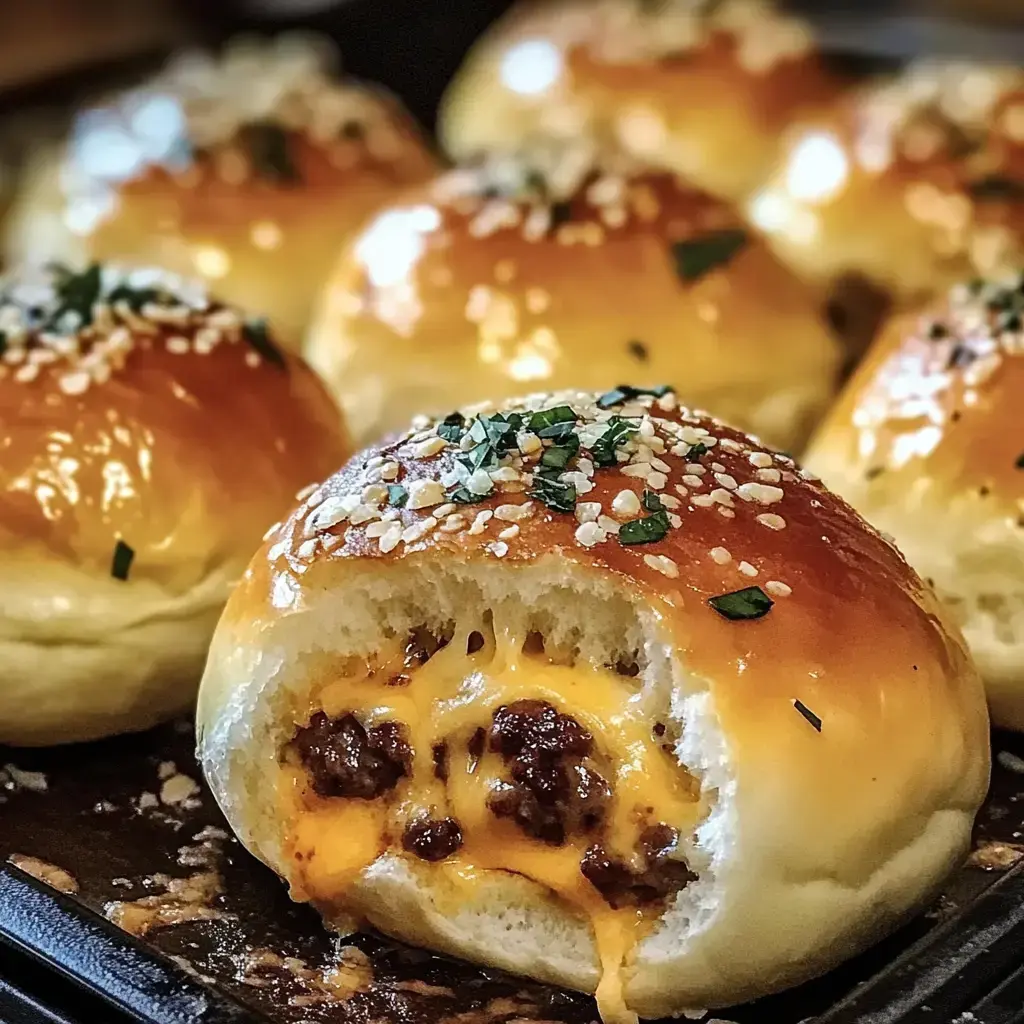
305;167;840;451
0;263;349;745
440;0;842;204
750;61;1024;308
807;275;1024;730
3;35;437;349
198;387;987;1021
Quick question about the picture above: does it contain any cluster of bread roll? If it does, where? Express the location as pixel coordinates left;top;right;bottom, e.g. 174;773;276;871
0;4;1012;1023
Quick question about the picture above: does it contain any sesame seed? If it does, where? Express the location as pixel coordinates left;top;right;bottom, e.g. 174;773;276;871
466;470;495;495
14;364;39;383
647;471;668;490
757;513;787;531
711;463;726;474
407;479;446;509
621;463;652;479
612;489;642;517
379;462;400;481
687;464;707;475
736;482;785;505
710;488;735;507
295;483;319;501
308;496;353;532
575;502;602;523
575;521;607;548
402;517;437;545
749;452;773;468
756;468;782;484
364;520;392;539
495;502;533;522
413;436;447;458
658;494;682;510
765;580;792;597
296;539;318;560
58;372;90;395
379;525;402;553
738;561;758;577
682;475;704;488
468;510;493;535
262;521;281;542
597;515;620;534
655;392;677;411
349;504;381;526
434;503;457;519
361;484;388;505
517;431;542;454
488;541;509;558
650;457;671;473
440;514;466;533
710;546;731;564
644;554;679;578
498;524;520;540
167;336;190;355
714;473;738;490
489;466;521;483
692;494;714;507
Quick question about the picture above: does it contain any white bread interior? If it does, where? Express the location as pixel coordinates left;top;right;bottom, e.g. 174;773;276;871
198;555;974;1019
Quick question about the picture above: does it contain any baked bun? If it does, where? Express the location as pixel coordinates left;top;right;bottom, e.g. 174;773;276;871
806;273;1024;731
0;262;349;746
439;0;842;204
305;164;841;452
197;386;988;1023
3;34;437;350
749;61;1024;331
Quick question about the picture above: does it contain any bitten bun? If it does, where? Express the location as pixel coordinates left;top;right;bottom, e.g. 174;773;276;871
305;165;840;452
749;61;1024;310
3;34;437;350
197;386;988;1023
0;262;349;746
439;0;842;204
806;274;1024;730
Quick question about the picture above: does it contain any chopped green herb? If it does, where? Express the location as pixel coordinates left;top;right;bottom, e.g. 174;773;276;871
685;442;708;460
462;442;499;472
0;330;6;358
589;416;637;467
641;490;664;512
999;311;1022;333
241;121;300;184
793;699;822;732
111;539;134;581
1016;454;1024;470
528;406;577;433
446;485;477;504
387;484;408;507
927;321;948;340
708;586;773;621
530;473;577;513
596;385;672;409
619;510;669;545
627;340;648;362
671;229;748;282
106;284;162;312
242;318;286;368
967;176;1024;201
437;413;465;442
549;200;573;233
540;438;579;471
46;262;103;331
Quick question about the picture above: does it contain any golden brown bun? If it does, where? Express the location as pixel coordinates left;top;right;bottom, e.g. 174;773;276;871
749;61;1024;307
439;0;843;204
806;274;1024;730
197;387;988;1022
0;262;350;745
305;166;841;452
3;35;437;350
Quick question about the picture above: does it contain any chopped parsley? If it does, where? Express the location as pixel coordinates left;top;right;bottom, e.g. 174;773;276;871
0;330;6;358
589;416;637;467
967;176;1024;202
708;586;773;620
671;229;748;282
106;284;162;312
540;437;580;470
437;413;465;442
793;699;822;732
111;539;134;581
685;442;708;460
641;489;664;512
596;385;672;409
242;318;286;368
446;485;477;504
627;340;649;362
241;121;300;184
549;200;573;233
45;263;103;331
528;405;576;434
619;510;669;545
387;484;408;507
530;472;577;513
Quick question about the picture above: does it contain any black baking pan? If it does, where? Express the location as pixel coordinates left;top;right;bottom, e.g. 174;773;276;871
3;722;1024;1024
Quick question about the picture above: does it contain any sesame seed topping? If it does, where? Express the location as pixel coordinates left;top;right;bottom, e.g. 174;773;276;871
736;482;785;505
710;546;732;564
488;541;509;558
738;560;758;577
575;521;607;548
757;513;787;530
749;452;773;468
406;479;446;510
644;554;680;579
575;502;603;524
612;489;642;517
379;524;402;553
498;524;520;540
413;436;447;458
468;510;493;535
765;580;792;597
440;514;466;533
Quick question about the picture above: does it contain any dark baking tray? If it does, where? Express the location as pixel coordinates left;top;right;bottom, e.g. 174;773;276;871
2;722;1024;1024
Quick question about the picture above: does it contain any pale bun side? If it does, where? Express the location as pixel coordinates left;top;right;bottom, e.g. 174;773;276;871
198;388;987;1020
3;35;437;349
306;167;840;452
806;275;1024;730
0;262;349;745
440;0;842;204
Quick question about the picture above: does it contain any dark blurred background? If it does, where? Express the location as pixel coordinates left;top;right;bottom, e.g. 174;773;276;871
3;0;1024;135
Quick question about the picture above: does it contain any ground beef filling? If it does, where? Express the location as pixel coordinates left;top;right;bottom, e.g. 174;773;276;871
486;699;611;846
292;712;412;799
581;824;697;909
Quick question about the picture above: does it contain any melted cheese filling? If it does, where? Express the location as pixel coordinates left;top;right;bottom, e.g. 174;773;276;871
281;617;702;1024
